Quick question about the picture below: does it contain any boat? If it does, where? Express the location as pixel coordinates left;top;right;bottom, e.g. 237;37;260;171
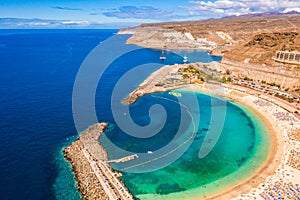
160;50;166;60
183;53;188;63
147;151;153;154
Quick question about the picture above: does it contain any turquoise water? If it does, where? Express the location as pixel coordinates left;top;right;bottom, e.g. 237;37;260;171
101;90;270;199
52;136;82;200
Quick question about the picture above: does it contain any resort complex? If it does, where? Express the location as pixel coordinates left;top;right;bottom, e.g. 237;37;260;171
274;51;300;65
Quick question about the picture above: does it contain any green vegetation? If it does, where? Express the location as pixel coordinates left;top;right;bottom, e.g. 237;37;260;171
182;65;205;83
243;76;253;81
220;77;232;83
268;82;281;88
187;63;222;83
185;65;200;74
226;69;231;75
274;93;294;103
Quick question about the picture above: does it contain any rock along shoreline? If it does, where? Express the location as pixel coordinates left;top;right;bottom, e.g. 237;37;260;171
63;123;135;200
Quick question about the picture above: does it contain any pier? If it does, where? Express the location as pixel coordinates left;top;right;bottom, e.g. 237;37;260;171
107;154;139;163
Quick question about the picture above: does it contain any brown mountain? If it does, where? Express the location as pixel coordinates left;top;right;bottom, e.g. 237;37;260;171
119;12;300;90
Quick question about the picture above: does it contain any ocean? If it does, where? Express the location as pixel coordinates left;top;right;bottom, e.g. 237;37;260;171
0;29;116;200
0;29;269;200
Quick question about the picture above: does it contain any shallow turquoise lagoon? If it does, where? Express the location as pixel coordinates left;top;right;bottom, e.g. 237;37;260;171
100;90;270;199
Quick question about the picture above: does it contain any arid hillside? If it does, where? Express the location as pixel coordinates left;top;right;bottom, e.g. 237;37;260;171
223;31;300;65
119;12;300;90
120;12;300;51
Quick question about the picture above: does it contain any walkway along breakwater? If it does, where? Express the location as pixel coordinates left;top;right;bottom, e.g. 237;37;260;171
63;123;135;200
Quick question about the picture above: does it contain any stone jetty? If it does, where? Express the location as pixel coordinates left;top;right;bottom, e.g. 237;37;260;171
63;123;135;200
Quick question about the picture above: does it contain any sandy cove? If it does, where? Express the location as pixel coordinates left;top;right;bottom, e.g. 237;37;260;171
123;64;300;199
184;84;285;200
65;64;300;199
222;84;300;200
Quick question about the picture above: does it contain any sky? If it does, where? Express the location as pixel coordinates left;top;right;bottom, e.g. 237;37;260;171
0;0;300;28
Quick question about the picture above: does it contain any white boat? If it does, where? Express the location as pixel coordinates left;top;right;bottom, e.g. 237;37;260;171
183;53;188;63
160;50;166;60
147;150;153;154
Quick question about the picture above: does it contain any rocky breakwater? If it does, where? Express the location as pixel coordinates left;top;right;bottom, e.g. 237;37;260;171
63;123;109;200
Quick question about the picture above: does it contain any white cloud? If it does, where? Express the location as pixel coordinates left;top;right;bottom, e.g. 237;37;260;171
0;18;135;28
60;21;91;25
284;7;300;13
0;18;101;28
28;22;51;26
181;0;300;17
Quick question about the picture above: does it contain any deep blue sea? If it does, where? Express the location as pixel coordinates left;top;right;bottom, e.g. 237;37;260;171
0;29;223;199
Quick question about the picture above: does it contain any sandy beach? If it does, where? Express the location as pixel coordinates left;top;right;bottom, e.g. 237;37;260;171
184;84;286;199
67;64;300;200
137;83;300;200
225;85;300;200
123;63;300;199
